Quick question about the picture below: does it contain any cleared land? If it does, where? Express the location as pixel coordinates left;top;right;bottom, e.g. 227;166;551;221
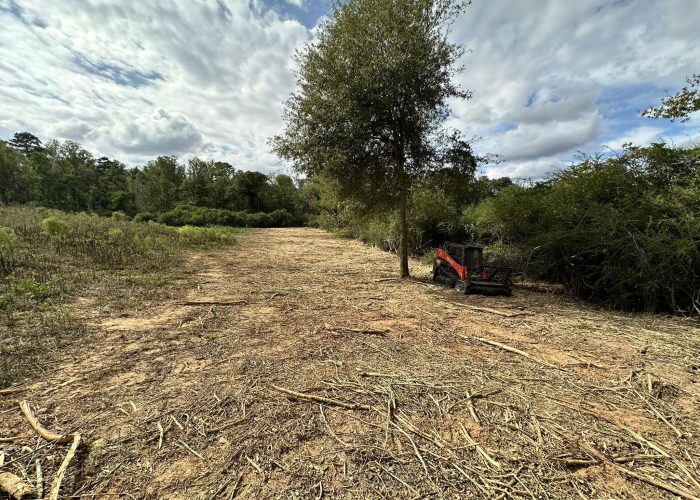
1;228;699;499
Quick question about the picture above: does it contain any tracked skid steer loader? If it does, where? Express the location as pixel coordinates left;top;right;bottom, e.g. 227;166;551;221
433;243;514;296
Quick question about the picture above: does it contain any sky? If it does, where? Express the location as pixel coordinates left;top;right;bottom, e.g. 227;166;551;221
0;0;698;178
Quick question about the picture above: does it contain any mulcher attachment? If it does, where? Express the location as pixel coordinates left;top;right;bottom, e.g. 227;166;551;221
432;244;513;297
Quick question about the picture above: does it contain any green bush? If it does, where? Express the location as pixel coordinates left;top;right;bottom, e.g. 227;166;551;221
11;276;56;301
463;144;700;313
133;212;157;223
0;227;19;250
176;226;238;247
42;216;69;238
155;204;296;228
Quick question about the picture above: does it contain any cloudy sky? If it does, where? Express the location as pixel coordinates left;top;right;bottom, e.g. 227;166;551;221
0;0;698;178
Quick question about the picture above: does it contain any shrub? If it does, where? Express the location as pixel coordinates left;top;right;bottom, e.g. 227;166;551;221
0;227;19;250
133;212;157;223
177;226;238;247
42;216;69;238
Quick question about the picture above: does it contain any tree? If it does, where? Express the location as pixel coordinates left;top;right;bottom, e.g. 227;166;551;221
134;156;185;212
272;0;473;277
643;74;700;122
8;132;43;156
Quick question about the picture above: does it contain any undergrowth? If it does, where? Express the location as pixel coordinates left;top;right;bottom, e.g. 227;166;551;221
0;205;240;388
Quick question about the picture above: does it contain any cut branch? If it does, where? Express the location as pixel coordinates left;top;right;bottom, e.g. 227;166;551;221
461;335;561;370
0;473;35;500
19;400;74;444
270;384;371;411
48;433;81;500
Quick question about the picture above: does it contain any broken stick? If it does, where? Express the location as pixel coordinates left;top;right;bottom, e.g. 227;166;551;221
48;433;81;500
19;401;74;444
547;425;700;500
269;384;371;411
175;300;247;306
461;335;561;370
0;473;35;500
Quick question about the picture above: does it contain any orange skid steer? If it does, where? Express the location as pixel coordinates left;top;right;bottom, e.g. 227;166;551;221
433;243;514;296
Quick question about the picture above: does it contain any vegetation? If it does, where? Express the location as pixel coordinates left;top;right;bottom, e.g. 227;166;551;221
273;0;475;277
309;143;700;314
0;134;312;226
643;73;700;122
0;205;239;387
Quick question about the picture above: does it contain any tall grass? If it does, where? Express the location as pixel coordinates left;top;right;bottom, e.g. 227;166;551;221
0;205;240;388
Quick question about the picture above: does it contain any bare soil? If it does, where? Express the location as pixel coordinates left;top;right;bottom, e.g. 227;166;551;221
2;228;699;499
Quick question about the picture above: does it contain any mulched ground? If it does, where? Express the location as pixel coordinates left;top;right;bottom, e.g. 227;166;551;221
1;228;699;499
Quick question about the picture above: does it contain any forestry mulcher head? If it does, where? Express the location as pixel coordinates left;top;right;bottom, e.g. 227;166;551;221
432;243;514;296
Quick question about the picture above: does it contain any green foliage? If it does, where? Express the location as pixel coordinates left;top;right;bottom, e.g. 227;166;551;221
42;216;69;238
643;74;700;122
1;133;312;224
0;227;20;250
154;204;295;228
177;226;239;247
463;144;700;313
10;276;57;301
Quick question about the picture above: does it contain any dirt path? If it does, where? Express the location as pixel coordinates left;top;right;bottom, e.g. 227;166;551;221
2;228;699;499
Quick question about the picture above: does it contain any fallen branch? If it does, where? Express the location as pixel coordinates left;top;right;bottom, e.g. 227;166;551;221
175;300;247;306
329;327;388;337
19;401;74;444
35;460;43;500
206;415;249;434
359;371;401;378
462;335;561;370
459;423;502;470
0;387;25;396
0;473;35;500
633;389;684;438
547;425;700;500
270;384;371;411
178;439;204;460
449;302;529;318
48;433;81;500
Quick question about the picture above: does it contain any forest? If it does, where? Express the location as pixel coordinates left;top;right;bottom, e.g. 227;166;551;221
0;132;312;227
1;130;699;313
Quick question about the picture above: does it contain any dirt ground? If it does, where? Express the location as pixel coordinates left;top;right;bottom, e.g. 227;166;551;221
1;228;699;499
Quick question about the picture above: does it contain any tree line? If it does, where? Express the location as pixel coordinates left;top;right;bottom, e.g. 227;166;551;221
0;132;314;227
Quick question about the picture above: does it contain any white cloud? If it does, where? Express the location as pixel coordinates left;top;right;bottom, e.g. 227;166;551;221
451;0;700;177
493;111;602;162
0;0;310;169
0;0;698;178
603;126;666;150
108;109;203;155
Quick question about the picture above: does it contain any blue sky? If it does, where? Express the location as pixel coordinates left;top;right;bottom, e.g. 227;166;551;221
0;0;698;178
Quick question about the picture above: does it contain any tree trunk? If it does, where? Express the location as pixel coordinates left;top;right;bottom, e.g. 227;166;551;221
398;178;410;278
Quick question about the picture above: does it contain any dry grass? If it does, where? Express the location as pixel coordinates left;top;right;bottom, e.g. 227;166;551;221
1;228;699;499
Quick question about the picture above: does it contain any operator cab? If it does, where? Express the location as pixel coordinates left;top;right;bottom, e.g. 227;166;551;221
446;243;483;271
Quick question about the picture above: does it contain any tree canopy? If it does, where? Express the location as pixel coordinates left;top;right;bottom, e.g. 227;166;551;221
0;132;312;227
273;0;474;277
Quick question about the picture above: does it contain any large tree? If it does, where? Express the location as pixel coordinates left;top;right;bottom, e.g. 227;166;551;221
272;0;473;277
